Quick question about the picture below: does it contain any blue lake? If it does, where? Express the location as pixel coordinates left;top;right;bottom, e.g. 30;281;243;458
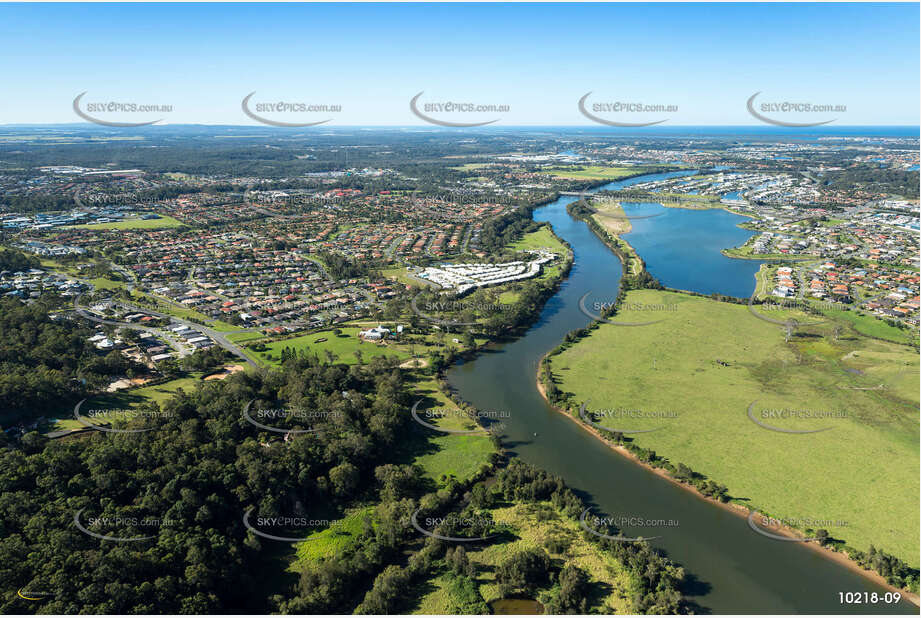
621;202;763;298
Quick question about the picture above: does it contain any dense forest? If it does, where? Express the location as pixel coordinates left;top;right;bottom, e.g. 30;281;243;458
0;248;41;272
823;168;920;198
0;297;136;427
1;345;690;614
1;353;412;613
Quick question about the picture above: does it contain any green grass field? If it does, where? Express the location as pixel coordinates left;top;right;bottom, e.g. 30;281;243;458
508;224;564;252
549;289;919;564
257;327;411;366
292;507;374;566
226;331;267;344
451;163;492;171
507;224;570;281
538;166;647;180
87;276;128;290
130;291;239;331
820;307;917;346
68;215;186;230
47;373;208;434
381;266;421;288
404;374;496;484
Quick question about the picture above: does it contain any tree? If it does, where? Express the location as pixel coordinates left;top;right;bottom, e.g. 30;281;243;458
329;462;360;497
469;484;493;509
446;546;474;577
374;464;417;502
496;548;551;597
546;564;589;614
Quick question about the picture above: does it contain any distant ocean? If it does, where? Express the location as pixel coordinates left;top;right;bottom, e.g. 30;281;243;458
500;125;921;139
0;124;918;140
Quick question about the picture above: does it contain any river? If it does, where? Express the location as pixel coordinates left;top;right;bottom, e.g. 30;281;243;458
446;171;916;614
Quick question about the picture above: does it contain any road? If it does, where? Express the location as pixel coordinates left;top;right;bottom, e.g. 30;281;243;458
74;294;263;371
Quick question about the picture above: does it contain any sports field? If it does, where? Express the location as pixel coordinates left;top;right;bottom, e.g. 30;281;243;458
549;288;919;564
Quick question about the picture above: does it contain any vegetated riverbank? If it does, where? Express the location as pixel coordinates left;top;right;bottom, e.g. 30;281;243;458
554;201;920;598
566;199;649;283
407;363;689;613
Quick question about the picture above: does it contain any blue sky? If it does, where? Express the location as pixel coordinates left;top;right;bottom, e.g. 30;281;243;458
0;2;918;126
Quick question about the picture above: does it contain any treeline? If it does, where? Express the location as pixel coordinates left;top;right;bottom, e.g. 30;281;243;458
0;297;136;426
1;353;414;614
0;248;41;272
567;198;660;290
1;194;76;214
822;168;920;199
402;242;573;354
285;457;688;614
1;317;694;614
316;250;369;280
476;197;547;254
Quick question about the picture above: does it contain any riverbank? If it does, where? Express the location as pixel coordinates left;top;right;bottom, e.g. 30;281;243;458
534;359;920;606
566;199;646;280
444;174;919;613
543;188;920;593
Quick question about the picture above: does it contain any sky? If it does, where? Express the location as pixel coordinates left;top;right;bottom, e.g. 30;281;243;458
0;2;918;126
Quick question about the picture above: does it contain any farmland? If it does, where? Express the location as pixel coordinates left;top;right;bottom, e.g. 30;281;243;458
67;215;187;230
538;166;650;180
547;288;919;564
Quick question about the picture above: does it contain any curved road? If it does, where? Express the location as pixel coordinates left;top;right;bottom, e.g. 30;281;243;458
74;294;262;371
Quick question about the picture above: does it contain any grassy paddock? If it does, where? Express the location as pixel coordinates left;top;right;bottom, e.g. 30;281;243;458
403;374;496;484
46;373;208;435
549;288;919;564
538;166;648;180
256;327;411;366
67;215;186;230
